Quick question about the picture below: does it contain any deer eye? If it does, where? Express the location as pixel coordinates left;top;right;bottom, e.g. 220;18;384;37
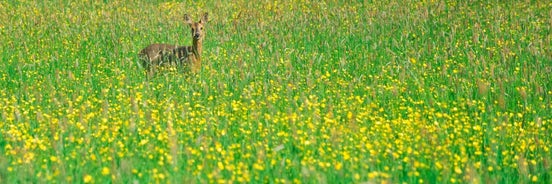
200;27;203;30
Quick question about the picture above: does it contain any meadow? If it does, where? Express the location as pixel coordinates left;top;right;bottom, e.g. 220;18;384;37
1;0;551;183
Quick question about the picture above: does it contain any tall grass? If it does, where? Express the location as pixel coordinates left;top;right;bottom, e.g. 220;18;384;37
1;0;551;183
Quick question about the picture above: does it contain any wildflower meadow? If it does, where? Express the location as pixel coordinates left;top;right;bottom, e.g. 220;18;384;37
1;0;551;183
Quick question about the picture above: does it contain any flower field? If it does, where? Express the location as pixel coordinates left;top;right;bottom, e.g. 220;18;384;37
1;0;551;183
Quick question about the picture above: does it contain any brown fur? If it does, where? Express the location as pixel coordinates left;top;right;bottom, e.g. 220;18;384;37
139;13;208;75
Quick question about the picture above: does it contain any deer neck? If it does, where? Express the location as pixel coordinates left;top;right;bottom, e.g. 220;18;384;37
189;38;203;72
192;38;203;60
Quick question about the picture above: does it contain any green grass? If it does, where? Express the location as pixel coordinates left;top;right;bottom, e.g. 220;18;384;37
1;0;551;183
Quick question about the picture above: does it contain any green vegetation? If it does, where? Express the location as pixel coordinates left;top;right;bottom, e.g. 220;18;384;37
1;0;551;183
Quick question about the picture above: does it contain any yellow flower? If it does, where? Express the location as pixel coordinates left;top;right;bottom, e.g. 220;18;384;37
50;156;58;162
532;175;538;182
253;163;264;171
83;174;92;183
101;167;110;176
454;167;462;174
334;162;342;170
409;57;417;64
368;172;377;179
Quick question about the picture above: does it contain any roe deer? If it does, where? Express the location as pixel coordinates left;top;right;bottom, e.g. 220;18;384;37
139;13;208;75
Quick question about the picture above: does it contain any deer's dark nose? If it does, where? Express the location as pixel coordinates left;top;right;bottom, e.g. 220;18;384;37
194;33;201;39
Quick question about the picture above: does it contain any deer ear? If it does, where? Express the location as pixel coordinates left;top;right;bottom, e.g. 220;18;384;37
200;13;208;24
184;14;192;25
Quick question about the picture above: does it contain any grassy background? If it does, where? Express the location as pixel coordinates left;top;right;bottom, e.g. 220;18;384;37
1;0;551;183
